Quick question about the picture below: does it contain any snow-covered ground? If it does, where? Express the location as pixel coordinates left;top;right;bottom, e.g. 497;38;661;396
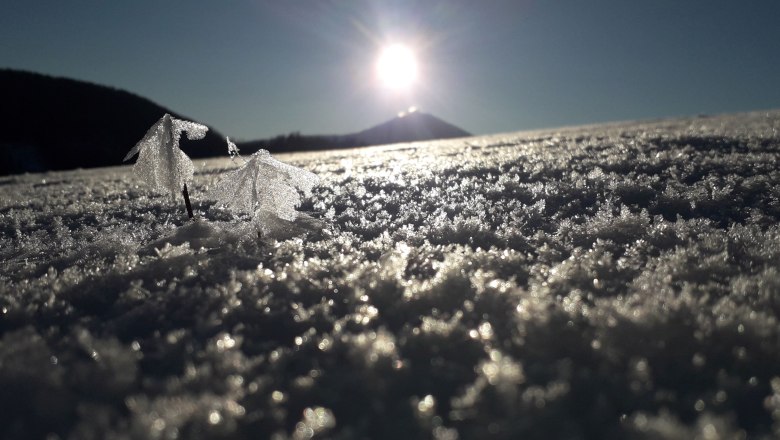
2;110;780;439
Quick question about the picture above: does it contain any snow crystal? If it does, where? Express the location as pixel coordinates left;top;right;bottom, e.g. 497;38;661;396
123;113;207;199
226;137;240;159
208;149;319;234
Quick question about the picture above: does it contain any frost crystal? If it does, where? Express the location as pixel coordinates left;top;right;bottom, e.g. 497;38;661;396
227;137;240;159
123;114;208;199
209;149;319;232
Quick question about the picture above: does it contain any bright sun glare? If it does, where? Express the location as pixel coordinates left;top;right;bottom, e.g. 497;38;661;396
376;44;418;90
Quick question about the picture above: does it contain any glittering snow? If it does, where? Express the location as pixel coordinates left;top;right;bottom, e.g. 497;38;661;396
1;110;780;439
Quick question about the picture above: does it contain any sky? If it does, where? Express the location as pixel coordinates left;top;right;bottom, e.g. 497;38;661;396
2;0;780;140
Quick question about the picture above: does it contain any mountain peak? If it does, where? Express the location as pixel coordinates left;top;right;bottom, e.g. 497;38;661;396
352;110;471;146
237;110;470;154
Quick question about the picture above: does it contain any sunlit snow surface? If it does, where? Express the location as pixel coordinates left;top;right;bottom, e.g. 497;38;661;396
2;111;780;439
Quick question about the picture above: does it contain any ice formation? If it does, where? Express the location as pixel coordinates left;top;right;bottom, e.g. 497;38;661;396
208;148;319;234
226;137;240;159
123;113;208;199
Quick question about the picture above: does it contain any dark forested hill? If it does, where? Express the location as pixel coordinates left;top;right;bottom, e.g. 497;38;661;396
0;69;471;175
0;69;226;175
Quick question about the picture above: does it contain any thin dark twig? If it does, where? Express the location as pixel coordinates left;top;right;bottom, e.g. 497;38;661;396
182;183;194;219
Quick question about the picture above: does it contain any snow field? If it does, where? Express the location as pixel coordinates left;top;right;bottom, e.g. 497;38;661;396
1;111;780;439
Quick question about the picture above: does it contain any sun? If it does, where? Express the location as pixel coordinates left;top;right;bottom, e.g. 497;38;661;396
376;44;418;90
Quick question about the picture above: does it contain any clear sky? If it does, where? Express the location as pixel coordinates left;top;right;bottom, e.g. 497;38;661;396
2;0;779;140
